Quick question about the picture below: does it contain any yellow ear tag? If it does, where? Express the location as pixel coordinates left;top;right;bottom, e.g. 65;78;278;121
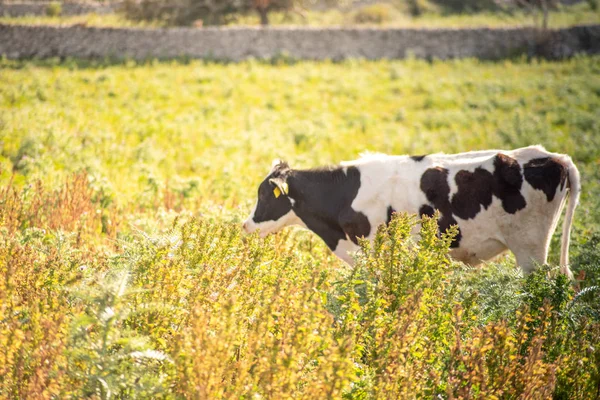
273;187;281;198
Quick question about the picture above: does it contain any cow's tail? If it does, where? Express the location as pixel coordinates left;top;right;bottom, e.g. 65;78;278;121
560;156;580;279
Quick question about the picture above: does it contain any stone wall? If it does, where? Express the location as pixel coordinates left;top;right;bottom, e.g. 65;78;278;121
1;23;599;61
0;2;119;17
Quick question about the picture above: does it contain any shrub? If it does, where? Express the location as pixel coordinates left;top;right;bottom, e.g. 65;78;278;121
427;0;559;15
126;218;356;398
430;0;499;13
351;3;400;24
122;0;301;26
331;213;600;397
404;0;434;16
65;270;174;399
122;0;243;26
45;1;62;17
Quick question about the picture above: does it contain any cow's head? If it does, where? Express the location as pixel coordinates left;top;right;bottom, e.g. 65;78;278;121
243;160;301;237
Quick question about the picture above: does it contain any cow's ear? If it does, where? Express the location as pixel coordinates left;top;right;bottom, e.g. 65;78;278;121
271;159;290;171
269;177;289;198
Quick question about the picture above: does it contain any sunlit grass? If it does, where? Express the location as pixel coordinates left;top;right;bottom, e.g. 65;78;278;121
0;12;164;28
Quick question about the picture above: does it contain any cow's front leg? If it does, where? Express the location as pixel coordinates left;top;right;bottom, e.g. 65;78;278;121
333;238;361;265
335;208;372;264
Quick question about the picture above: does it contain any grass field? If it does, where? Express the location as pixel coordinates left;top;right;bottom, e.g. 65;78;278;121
1;56;600;398
1;2;598;28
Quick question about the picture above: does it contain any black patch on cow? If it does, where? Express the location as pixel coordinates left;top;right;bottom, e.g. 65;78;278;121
492;154;527;213
451;168;494;219
419;204;435;218
418;154;528;248
286;166;371;250
523;157;568;202
386;206;396;225
450;154;527;220
420;167;462;248
410;155;427;162
340;208;371;245
421;167;450;206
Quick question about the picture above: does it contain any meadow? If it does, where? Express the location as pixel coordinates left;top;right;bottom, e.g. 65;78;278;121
1;56;600;398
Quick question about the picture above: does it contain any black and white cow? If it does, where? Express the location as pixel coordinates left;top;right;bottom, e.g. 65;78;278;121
243;146;580;278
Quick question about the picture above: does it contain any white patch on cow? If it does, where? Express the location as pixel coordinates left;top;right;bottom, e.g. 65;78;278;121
342;152;398;167
243;205;306;238
451;196;509;264
342;154;431;236
347;161;394;236
429;149;502;161
512;145;548;160
271;158;284;169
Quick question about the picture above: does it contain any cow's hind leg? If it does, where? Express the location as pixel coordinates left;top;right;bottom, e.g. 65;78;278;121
507;234;550;275
513;245;574;279
503;194;565;276
513;249;547;275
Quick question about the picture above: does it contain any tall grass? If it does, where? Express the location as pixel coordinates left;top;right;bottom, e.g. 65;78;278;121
2;181;599;397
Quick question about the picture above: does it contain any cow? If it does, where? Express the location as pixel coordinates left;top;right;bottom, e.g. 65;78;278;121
243;146;580;278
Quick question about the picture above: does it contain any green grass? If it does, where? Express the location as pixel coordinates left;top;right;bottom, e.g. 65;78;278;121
1;2;598;28
2;57;599;220
1;56;600;398
0;12;164;28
